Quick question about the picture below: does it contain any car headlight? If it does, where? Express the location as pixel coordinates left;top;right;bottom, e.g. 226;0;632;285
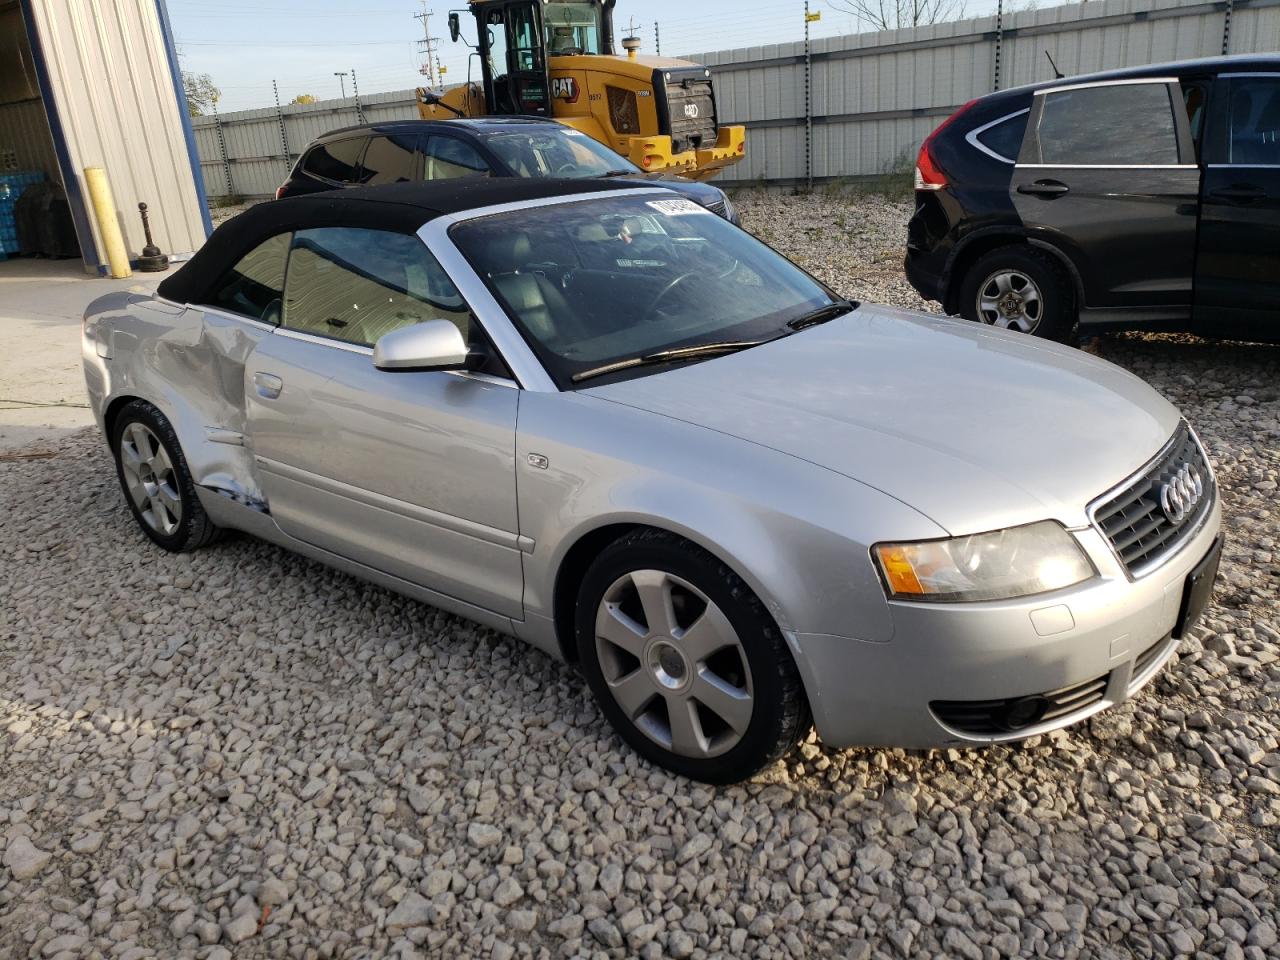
873;521;1094;602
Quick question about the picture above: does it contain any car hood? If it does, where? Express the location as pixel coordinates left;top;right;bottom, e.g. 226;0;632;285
584;305;1182;533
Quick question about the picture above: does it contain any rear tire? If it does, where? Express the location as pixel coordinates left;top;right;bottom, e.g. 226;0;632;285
959;246;1076;343
576;529;811;784
111;400;221;553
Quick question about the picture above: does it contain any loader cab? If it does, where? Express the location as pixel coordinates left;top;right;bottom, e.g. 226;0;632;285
462;0;616;115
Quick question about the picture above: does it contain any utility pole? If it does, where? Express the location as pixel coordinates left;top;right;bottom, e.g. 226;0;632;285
415;1;441;87
334;71;348;99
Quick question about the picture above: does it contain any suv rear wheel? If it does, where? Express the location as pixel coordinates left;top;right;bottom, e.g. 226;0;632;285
959;246;1075;342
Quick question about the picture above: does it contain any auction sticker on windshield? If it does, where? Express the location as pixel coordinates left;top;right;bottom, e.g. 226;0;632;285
647;198;711;216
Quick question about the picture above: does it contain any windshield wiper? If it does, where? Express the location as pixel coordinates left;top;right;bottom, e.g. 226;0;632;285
571;340;768;384
600;169;639;178
786;299;857;331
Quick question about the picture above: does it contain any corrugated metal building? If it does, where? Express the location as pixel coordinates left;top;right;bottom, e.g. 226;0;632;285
0;0;208;273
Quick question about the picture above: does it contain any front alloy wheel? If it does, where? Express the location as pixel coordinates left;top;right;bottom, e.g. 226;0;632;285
595;569;754;760
577;529;811;783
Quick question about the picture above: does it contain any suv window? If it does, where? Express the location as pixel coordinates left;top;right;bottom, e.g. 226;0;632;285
303;138;367;183
359;134;422;186
1223;76;1280;165
204;233;291;323
972;110;1029;162
282;227;472;348
424;136;491;180
1033;83;1180;165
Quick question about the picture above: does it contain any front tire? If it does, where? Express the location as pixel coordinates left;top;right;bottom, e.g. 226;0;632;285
576;529;811;783
111;400;221;553
959;246;1075;342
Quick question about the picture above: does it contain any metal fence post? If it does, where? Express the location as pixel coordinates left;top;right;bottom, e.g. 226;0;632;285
273;80;292;172
993;0;1004;91
212;103;233;198
352;70;366;125
804;0;813;191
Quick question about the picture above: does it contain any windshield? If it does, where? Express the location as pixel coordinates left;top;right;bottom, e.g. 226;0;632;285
450;194;838;387
544;1;603;55
485;128;638;179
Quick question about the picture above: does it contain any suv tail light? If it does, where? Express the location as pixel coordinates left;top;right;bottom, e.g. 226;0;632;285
274;185;287;200
915;99;978;192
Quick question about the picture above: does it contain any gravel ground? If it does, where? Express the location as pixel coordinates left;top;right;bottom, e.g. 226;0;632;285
2;193;1278;960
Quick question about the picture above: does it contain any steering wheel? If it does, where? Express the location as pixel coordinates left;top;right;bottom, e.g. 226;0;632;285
553;161;581;177
641;273;698;323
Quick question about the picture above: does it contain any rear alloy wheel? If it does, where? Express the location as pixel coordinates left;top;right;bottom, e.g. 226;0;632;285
111;400;221;553
976;269;1043;333
960;246;1075;343
577;529;811;783
119;422;183;538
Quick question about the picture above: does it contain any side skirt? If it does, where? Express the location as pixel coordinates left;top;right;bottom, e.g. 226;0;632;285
193;488;563;655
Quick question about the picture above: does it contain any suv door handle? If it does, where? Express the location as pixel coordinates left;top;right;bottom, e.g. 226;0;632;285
1018;180;1070;198
254;373;284;400
1208;185;1265;203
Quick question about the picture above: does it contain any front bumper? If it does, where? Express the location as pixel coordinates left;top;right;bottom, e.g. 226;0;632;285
628;126;746;182
792;497;1222;749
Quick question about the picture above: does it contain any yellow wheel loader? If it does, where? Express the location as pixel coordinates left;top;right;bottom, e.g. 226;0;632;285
417;0;745;181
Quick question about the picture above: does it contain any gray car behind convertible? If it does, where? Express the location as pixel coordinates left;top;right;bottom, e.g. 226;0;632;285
82;178;1222;783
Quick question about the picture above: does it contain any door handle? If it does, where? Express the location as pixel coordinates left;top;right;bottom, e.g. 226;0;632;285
254;373;283;400
1018;180;1070;198
1208;185;1265;203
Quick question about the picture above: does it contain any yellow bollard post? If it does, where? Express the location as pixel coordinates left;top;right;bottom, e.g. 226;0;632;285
83;167;131;279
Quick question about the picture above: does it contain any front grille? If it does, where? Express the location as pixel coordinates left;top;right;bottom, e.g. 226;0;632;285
662;71;718;155
706;199;727;218
1091;424;1214;577
931;674;1109;736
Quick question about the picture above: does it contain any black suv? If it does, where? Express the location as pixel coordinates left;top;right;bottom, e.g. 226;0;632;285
276;117;739;224
905;54;1279;343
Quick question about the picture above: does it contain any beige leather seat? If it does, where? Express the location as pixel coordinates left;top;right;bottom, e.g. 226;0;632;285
488;234;574;343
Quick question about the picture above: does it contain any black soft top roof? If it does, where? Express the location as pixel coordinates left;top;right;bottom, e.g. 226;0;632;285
158;178;666;305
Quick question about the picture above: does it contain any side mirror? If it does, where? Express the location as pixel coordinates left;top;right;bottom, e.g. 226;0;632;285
449;12;461;43
374;321;470;372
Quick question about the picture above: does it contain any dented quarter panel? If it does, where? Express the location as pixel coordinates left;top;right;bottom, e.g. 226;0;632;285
83;295;271;512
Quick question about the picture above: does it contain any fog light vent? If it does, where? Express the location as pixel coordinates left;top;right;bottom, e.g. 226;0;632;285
931;674;1108;736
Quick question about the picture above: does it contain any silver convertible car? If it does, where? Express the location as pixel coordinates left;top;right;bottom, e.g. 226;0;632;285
82;179;1222;783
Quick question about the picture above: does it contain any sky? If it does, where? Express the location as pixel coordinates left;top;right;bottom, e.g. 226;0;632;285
168;0;1007;113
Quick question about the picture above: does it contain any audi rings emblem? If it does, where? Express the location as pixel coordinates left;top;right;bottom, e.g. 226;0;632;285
1159;462;1204;524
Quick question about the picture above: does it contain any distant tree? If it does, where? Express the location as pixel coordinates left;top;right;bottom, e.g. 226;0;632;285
182;71;221;117
290;94;318;105
825;0;967;31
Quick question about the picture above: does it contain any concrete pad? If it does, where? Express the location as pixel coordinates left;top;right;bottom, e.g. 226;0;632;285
0;258;164;452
